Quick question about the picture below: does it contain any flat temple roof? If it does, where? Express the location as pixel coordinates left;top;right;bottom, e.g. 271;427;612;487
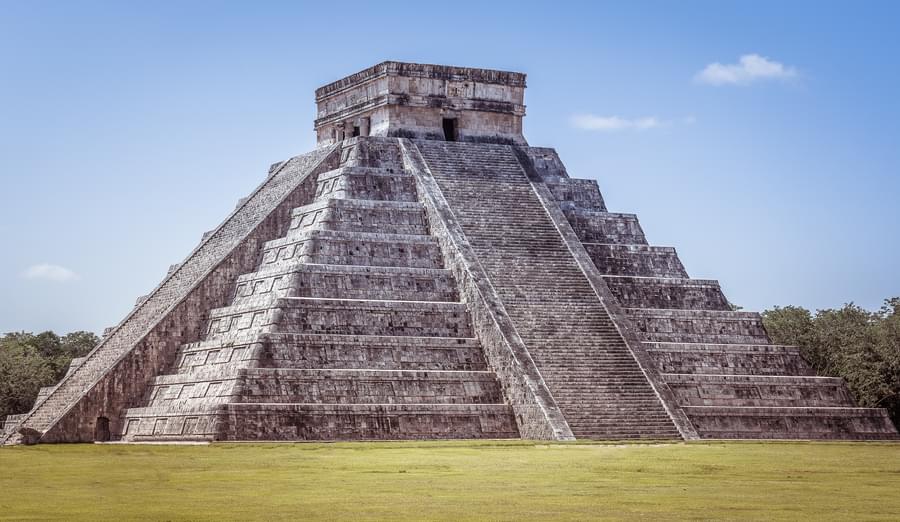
315;61;527;101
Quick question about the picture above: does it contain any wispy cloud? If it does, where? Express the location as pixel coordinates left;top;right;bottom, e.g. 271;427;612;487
695;54;798;86
570;114;696;132
22;263;79;282
570;115;664;132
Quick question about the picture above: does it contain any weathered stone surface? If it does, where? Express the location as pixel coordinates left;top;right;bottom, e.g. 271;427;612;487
604;276;731;310
414;140;682;440
662;374;855;407
564;210;647;245
536;137;897;440
3;146;340;445
315;62;526;147
114;136;518;443
4;61;896;444
257;333;488;371
583;244;689;278
645;342;815;376
683;406;897;440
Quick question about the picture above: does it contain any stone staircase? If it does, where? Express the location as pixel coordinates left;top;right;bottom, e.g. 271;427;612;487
2;148;340;445
529;147;898;440
119;138;517;441
416;140;681;440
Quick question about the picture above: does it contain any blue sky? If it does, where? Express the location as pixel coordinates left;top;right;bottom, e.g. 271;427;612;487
1;1;898;334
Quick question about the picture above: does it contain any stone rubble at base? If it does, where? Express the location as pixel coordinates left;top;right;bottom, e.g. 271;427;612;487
3;62;896;445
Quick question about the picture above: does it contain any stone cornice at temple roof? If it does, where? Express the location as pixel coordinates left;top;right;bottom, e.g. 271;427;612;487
315;61;527;101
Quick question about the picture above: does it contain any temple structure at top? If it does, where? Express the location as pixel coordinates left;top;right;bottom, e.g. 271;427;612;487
314;61;527;146
2;61;896;445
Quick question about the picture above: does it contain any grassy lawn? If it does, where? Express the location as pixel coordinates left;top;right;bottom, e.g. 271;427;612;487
1;440;898;521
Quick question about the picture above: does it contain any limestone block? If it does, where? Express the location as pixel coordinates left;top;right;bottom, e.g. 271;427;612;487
583;244;688;278
564;210;647;245
663;374;855;407
625;308;770;344
260;230;444;270
604;276;731;310
646;343;814;376
257;333;488;371
683;406;899;440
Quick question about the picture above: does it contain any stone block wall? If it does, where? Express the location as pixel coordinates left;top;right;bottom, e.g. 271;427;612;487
531;145;898;440
4;146;339;444
118;136;518;442
314;62;527;147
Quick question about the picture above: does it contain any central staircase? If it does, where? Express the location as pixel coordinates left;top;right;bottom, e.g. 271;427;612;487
416;140;681;440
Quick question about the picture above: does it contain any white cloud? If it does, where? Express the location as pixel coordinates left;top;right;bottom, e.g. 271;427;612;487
570;115;664;132
695;54;798;86
22;263;79;282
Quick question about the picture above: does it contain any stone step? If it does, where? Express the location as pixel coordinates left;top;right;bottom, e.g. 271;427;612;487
64;357;86;378
314;166;418;202
662;374;856;407
541;384;666;392
562;209;648;245
565;419;678;428
683;406;900;440
35;386;55;404
257;333;488;371
260;229;443;269
644;342;814;376
537;361;654;368
1;414;28;436
147;369;504;407
562;407;676;416
604;275;731;311
122;403;519;442
169;333;486;374
232;264;458;304
542;177;607;211
288;198;428;236
626;308;770;344
146;374;238;407
205;298;473;339
568;417;680;424
582;243;688;278
571;430;679;438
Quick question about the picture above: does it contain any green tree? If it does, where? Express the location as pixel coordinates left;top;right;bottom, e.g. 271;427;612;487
760;305;815;359
762;298;900;427
0;341;55;420
872;299;900;419
0;330;99;420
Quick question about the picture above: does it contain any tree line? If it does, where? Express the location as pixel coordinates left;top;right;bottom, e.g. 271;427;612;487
0;331;98;421
1;298;898;427
761;298;900;426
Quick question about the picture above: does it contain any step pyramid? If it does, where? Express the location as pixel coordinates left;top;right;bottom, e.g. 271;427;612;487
3;61;896;444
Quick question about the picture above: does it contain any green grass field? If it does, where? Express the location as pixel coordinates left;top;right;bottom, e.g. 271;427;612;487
1;440;898;521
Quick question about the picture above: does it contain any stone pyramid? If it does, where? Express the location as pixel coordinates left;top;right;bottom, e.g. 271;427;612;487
3;62;896;444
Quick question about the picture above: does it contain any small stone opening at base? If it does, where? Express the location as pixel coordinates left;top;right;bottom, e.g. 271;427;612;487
442;118;458;141
94;416;110;442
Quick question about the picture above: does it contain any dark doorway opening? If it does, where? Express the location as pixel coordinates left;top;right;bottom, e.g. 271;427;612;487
95;416;110;442
442;118;458;141
352;125;360;137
